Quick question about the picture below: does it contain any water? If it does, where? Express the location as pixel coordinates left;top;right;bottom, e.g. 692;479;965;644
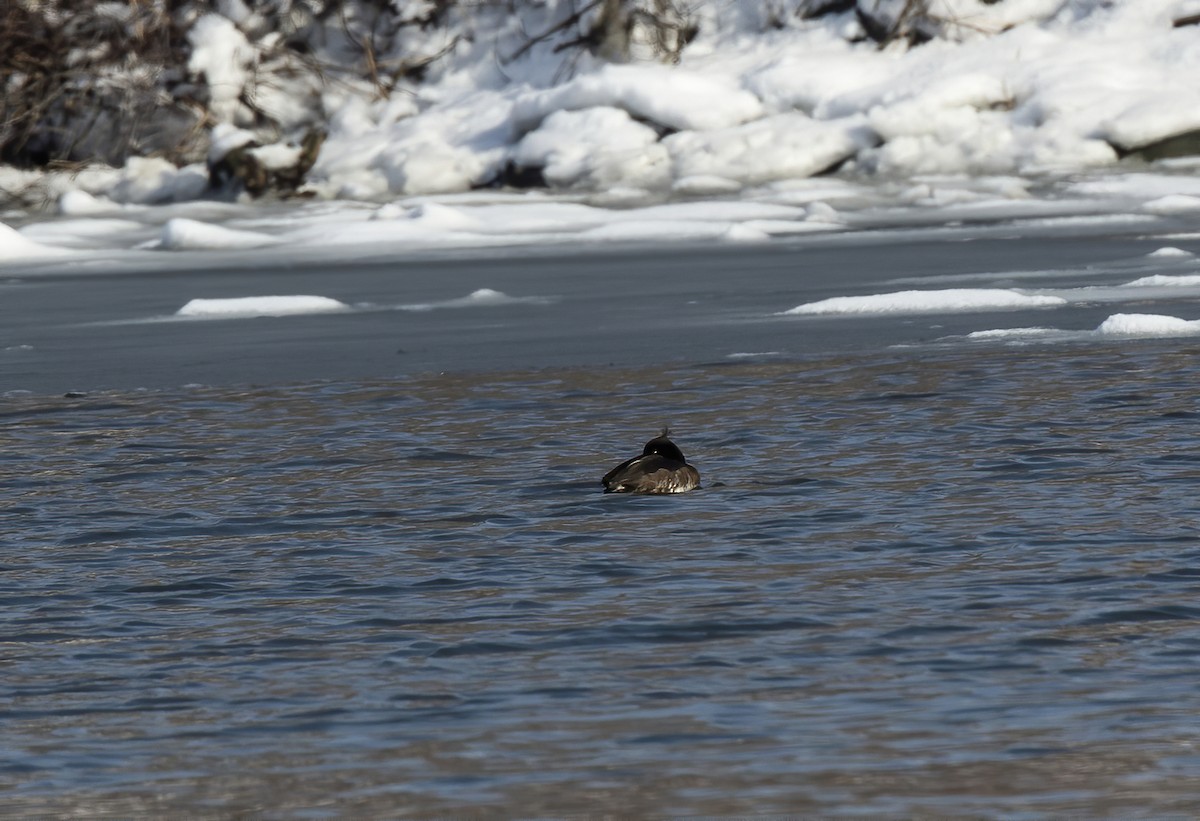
5;233;1200;815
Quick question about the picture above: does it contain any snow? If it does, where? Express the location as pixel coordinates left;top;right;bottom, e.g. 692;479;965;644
0;222;72;261
7;0;1200;268
176;296;351;319
397;288;553;311
207;124;258;164
1142;195;1200;215
1096;312;1200;336
187;14;254;125
784;288;1067;317
665;114;873;187
58;190;120;216
1122;274;1200;288
969;313;1200;343
511;107;666;189
510;64;765;134
108;158;209;205
159;218;279;251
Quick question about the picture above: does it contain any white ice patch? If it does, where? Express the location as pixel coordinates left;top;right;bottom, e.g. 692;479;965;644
1095;313;1200;337
969;313;1200;344
1146;246;1195;258
176;296;351;319
20;218;148;251
581;220;737;243
1122;274;1200;288
966;327;1060;341
1142;195;1200;215
784;288;1067;316
397;288;552;311
159;218;279;251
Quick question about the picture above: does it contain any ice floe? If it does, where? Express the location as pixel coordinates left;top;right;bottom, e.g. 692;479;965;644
783;288;1067;317
968;312;1200;343
176;296;351;319
396;288;553;311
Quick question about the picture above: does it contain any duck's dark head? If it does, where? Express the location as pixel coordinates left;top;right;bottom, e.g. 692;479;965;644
642;427;686;462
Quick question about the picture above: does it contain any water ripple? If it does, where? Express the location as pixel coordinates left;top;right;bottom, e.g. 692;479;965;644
4;346;1200;815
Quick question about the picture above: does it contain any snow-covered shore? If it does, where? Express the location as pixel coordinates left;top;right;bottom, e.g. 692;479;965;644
4;0;1200;263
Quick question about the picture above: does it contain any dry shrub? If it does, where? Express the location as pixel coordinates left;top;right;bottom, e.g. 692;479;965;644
1;1;205;168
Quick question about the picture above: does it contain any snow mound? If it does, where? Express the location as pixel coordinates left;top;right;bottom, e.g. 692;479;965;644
512;64;764;134
1142;195;1200;215
58;190;119;216
665;114;872;186
109;157;209;204
1095;313;1200;337
511;107;667;189
176;296;351;319
784;288;1067;316
1146;246;1195;258
0;222;72;262
398;288;553;311
160;218;279;250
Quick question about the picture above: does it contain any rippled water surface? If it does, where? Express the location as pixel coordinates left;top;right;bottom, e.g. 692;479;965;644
7;340;1200;816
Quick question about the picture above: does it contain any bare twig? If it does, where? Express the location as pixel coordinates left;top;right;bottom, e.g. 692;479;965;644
506;0;605;62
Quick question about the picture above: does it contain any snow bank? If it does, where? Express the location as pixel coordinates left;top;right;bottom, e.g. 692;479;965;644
160;218;279;251
511;107;667;189
354;93;515;197
665;114;873;187
0;222;72;263
109;157;209;205
11;0;1200;217
784;288;1067;316
176;296;351;319
511;64;764;134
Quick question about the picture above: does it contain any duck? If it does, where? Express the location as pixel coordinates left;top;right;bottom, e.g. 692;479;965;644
602;428;701;494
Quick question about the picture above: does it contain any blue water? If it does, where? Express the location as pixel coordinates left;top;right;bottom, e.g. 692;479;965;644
6;340;1200;816
6;231;1200;815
